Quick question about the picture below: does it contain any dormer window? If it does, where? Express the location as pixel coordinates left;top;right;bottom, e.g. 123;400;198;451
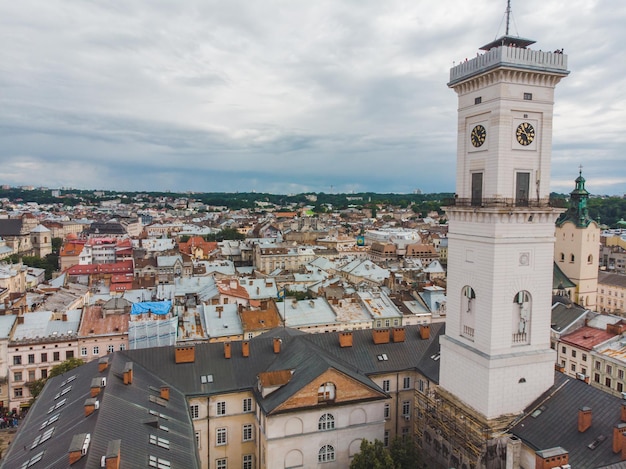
318;382;336;402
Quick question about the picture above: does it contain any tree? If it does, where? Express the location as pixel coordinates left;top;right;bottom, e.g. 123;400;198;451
49;357;85;378
389;436;422;469
350;439;396;469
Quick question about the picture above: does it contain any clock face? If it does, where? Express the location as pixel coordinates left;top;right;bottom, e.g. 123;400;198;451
516;122;535;146
470;125;486;148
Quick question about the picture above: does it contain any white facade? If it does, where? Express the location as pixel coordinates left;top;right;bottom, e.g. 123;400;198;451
440;42;569;419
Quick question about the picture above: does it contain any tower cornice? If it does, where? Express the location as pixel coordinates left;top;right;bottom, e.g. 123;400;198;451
449;46;569;89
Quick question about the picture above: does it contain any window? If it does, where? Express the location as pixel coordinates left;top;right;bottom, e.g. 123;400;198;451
28;370;35;381
243;398;252;413
80;347;88;357
216;427;227;445
41;369;48;379
570;364;576;372
318;445;335;463
594;373;600;383
66;351;74;359
243;454;253;469
13;355;21;365
28;354;35;364
217;401;226;416
606;364;613;375
189;405;199;419
53;352;60;361
570;254;575;262
41;353;47;362
216;459;227;469
582;353;587;362
119;344;126;351
595;361;601;371
195;431;200;448
418;379;425;393
523;92;533;100
606;377;612;388
561;346;566;354
382;380;390;392
107;345;115;353
402;400;410;417
318;413;335;431
384;403;390;419
93;346;99;355
149;456;171;468
14;387;23;398
318;382;336;402
560;252;564;262
571;350;576;358
384;430;390;447
149;434;170;449
14;371;22;382
474;96;482;105
619;370;625;380
403;377;411;389
243;424;253;441
619;382;624;393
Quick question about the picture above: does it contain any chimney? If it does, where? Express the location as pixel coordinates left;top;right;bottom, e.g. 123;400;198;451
392;327;406;343
17;315;24;325
175;345;195;364
242;340;250;357
273;337;282;354
84;398;99;417
68;433;91;465
216;305;223;318
160;386;170;401
372;329;390;344
90;377;105;398
98;357;109;372
419;324;430;340
103;439;121;469
534;447;568;469
613;423;626;454
224;342;232;359
123;362;133;385
578;406;592;432
62;313;68;321
339;331;353;348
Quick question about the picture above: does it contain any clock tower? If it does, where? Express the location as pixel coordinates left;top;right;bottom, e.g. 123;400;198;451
439;26;569;419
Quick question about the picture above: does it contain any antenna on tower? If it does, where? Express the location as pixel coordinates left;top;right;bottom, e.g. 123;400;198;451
505;0;511;36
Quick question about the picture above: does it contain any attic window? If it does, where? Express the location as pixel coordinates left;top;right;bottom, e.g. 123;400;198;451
148;455;171;468
60;375;76;387
149;410;169;420
377;354;389;361
19;450;44;469
40;414;60;430
149;434;170;450
430;353;440;361
48;398;66;414
149;395;168;407
200;375;214;384
530;406;546;418
587;434;606;450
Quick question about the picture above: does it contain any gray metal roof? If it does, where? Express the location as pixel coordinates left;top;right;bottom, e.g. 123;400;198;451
511;372;625;468
2;353;199;469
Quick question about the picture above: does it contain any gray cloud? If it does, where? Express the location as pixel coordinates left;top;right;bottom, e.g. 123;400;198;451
0;0;624;195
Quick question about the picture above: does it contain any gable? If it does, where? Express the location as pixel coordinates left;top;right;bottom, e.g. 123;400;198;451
272;367;385;414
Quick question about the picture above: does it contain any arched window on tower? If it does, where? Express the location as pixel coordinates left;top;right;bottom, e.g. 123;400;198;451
512;291;531;345
570;254;575;263
461;286;476;341
559;252;565;262
587;254;593;264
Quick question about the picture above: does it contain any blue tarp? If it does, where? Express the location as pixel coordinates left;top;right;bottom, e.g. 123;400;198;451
130;300;172;316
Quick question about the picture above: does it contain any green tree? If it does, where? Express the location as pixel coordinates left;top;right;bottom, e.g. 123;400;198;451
49;357;85;378
389;436;421;469
350;439;396;469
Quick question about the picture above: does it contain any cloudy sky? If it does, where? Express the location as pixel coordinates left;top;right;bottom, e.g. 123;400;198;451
1;0;624;195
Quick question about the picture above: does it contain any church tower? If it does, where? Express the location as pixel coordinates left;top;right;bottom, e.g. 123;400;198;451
439;17;569;419
554;170;600;310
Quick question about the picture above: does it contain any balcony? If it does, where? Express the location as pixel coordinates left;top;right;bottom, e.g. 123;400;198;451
443;197;567;209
